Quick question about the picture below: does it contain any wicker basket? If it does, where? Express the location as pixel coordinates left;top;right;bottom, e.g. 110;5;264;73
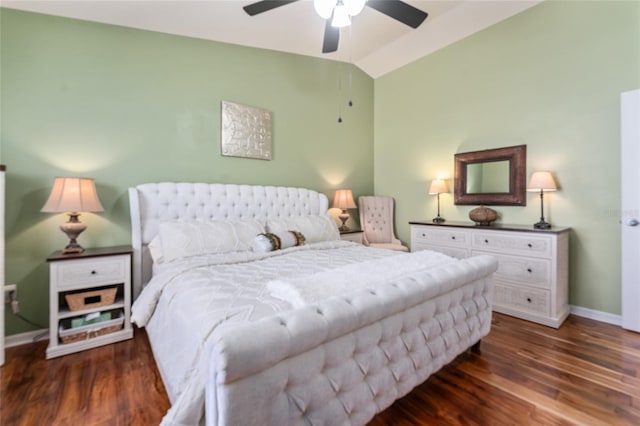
59;311;124;344
65;287;117;311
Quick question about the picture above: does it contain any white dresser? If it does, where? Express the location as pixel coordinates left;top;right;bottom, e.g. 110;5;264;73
410;221;570;328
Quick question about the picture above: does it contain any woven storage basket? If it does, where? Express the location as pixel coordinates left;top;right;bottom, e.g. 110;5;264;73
65;287;117;311
59;311;124;344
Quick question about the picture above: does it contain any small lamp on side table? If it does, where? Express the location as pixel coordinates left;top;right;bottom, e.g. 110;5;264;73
333;189;356;232
527;171;557;229
41;177;104;254
429;179;448;224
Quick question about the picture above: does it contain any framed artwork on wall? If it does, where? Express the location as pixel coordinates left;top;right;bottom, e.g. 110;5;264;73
221;100;272;160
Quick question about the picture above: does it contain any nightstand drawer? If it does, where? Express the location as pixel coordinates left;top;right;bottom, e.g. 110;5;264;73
340;231;363;244
474;251;551;288
412;226;468;248
56;256;128;289
493;283;550;316
472;232;552;258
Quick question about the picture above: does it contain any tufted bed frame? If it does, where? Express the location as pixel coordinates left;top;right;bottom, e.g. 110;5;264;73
128;183;332;299
129;183;497;425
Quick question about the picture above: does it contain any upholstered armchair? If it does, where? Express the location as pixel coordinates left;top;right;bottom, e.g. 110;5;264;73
358;196;408;252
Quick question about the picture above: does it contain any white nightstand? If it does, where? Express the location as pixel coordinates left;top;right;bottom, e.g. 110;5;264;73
340;230;364;244
46;246;134;359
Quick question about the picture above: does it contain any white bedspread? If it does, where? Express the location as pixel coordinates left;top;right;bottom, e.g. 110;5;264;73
133;241;419;426
267;250;456;308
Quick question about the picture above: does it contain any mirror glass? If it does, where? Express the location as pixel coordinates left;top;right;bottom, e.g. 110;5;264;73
454;145;527;206
466;160;510;193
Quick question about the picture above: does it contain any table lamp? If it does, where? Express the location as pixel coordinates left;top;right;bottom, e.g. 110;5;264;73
333;189;356;232
429;179;448;224
527;171;557;229
41;177;104;254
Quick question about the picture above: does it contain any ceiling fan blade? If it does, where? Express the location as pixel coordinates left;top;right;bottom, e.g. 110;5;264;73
366;0;428;29
243;0;299;16
322;21;340;53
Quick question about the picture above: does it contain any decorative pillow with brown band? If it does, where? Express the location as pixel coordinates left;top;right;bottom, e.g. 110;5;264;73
251;231;306;253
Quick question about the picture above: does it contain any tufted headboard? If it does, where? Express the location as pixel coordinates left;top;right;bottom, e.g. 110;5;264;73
128;183;329;299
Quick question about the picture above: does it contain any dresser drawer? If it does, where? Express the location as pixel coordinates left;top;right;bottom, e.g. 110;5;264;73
473;251;551;288
472;232;552;258
493;283;550;316
56;256;128;289
413;243;469;259
412;226;468;248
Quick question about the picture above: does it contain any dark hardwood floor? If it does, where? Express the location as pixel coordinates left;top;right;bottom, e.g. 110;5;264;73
2;313;639;425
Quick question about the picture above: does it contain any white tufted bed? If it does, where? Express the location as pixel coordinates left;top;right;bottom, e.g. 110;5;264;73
128;183;498;426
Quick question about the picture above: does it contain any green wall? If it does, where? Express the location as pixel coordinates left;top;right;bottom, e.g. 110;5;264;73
375;1;640;314
0;9;374;335
2;1;639;337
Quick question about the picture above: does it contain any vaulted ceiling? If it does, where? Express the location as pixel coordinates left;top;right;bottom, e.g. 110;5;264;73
3;0;541;77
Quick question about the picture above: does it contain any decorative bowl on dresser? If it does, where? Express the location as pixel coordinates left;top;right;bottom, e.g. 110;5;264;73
468;206;498;226
409;221;570;328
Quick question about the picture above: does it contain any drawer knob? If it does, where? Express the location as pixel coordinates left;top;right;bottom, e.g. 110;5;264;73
484;239;489;244
422;233;426;237
527;243;533;248
91;270;97;275
451;236;456;240
527;268;532;273
526;297;532;303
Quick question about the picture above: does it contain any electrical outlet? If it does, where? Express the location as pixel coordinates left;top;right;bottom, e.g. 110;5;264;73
4;284;17;302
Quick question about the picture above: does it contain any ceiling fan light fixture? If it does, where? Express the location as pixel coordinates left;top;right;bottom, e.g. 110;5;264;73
314;0;337;19
331;1;351;28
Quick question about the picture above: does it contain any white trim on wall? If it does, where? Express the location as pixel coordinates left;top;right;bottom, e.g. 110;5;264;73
0;307;625;350
5;329;49;349
569;305;622;326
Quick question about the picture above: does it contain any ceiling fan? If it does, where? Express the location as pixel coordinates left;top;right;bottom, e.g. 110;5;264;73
243;0;428;54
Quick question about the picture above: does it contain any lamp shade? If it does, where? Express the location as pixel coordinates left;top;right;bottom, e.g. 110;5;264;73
333;189;356;209
428;179;448;195
527;171;557;192
41;177;104;213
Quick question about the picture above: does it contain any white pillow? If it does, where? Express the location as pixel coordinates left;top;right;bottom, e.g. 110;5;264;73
157;219;265;262
266;215;339;243
251;231;306;253
148;236;165;264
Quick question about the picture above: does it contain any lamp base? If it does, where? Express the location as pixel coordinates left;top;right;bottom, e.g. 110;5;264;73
432;216;445;224
338;210;351;232
533;221;551;230
62;243;85;254
60;213;86;254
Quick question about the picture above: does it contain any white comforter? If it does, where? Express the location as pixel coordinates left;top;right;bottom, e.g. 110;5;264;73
131;241;457;426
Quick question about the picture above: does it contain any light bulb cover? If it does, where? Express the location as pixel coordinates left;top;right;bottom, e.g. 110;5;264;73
314;0;336;19
331;3;351;27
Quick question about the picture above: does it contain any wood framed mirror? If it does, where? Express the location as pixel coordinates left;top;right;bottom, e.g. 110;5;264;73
454;145;527;206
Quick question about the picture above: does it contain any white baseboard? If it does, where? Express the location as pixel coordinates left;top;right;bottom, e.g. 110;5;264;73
570;305;622;326
5;329;49;348
0;307;624;348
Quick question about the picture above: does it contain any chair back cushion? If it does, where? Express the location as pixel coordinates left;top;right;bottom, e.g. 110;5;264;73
358;196;395;244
